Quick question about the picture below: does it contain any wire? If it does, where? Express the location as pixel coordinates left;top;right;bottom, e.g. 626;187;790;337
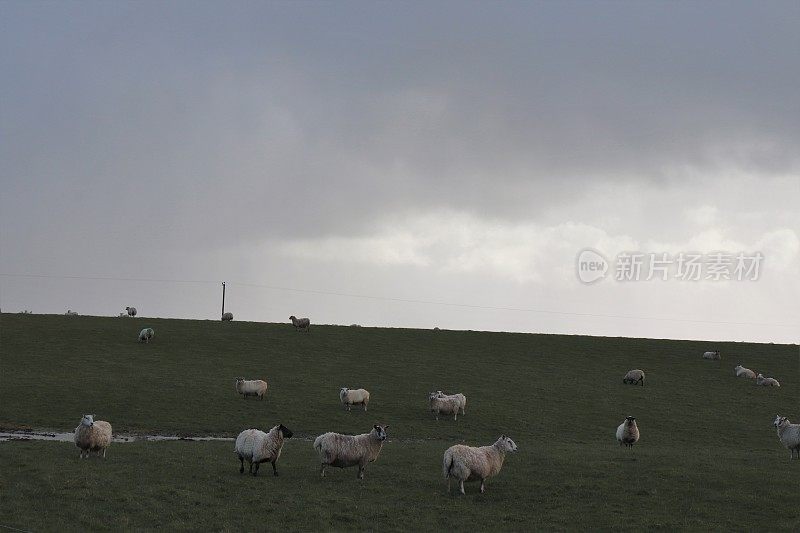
1;272;797;329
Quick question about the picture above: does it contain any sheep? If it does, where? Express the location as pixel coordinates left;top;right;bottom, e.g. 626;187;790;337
340;387;370;411
616;416;639;448
702;350;721;360
622;369;645;386
314;424;388;479
756;373;781;387
125;306;137;317
138;327;155;343
235;377;268;399
435;390;466;415
442;435;518;495
773;415;800;460
222;312;233;321
65;310;78;316
74;414;112;459
234;424;293;476
289;315;310;332
734;365;757;379
429;391;462;421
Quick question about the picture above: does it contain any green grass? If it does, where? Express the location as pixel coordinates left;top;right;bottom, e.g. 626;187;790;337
1;313;798;531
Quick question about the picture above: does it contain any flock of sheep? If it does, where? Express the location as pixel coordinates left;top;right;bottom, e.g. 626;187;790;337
618;350;797;458
71;313;798;497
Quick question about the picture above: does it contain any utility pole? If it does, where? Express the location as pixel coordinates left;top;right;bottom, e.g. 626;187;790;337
221;281;226;321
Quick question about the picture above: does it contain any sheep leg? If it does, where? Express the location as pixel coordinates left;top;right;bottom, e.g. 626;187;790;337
459;480;465;495
357;465;365;479
239;457;244;473
271;461;279;476
480;479;486;493
363;404;367;412
253;462;260;476
320;464;326;477
453;412;458;421
102;448;107;458
248;462;253;474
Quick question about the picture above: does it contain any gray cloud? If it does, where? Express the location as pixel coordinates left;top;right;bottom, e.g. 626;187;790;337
1;1;798;342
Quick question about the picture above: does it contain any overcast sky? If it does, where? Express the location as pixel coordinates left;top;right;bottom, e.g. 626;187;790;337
1;1;798;343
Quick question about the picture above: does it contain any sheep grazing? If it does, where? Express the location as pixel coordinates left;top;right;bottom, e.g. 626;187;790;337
289;315;310;332
65;310;78;316
443;435;518;495
138;328;155;343
235;377;268;399
429;391;464;421
616;416;640;448
314;424;388;479
734;365;757;379
125;306;137;317
773;415;800;460
340;387;370;411
74;414;112;459
622;369;645;386
222;312;233;321
702;350;721;360
234;424;293;476
756;373;781;387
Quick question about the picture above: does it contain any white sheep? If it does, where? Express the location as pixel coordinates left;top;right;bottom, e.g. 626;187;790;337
74;414;112;459
435;391;466;415
235;377;268;399
756;373;781;387
289;315;310;332
138;327;155;343
125;306;137;317
622;369;645;386
222;312;233;321
429;391;462;421
234;424;293;475
773;415;800;460
616;416;639;448
340;387;370;411
702;350;721;360
443;435;518;495
314;424;388;479
65;310;78;316
734;365;757;379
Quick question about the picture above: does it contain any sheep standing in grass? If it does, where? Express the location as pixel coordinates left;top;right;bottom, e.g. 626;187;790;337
734;365;757;379
773;415;800;459
756;374;781;387
702;350;721;360
622;369;645;386
616;416;639;448
222;312;233;321
436;391;466;415
314;424;388;479
340;387;370;411
234;424;293;476
125;306;137;317
74;414;112;459
235;377;268;399
65;310;78;316
443;435;517;495
429;391;463;421
289;315;310;332
138;328;154;343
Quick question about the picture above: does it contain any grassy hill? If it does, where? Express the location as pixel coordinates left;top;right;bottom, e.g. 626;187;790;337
0;313;798;530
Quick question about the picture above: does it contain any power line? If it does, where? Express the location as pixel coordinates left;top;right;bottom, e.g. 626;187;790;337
1;272;797;329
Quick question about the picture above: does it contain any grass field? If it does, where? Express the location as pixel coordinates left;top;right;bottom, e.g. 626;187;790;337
1;313;798;531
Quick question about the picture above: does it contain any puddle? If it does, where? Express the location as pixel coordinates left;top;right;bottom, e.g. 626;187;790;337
0;430;233;444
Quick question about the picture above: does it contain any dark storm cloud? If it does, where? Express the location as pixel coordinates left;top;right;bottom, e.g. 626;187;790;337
2;0;799;251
